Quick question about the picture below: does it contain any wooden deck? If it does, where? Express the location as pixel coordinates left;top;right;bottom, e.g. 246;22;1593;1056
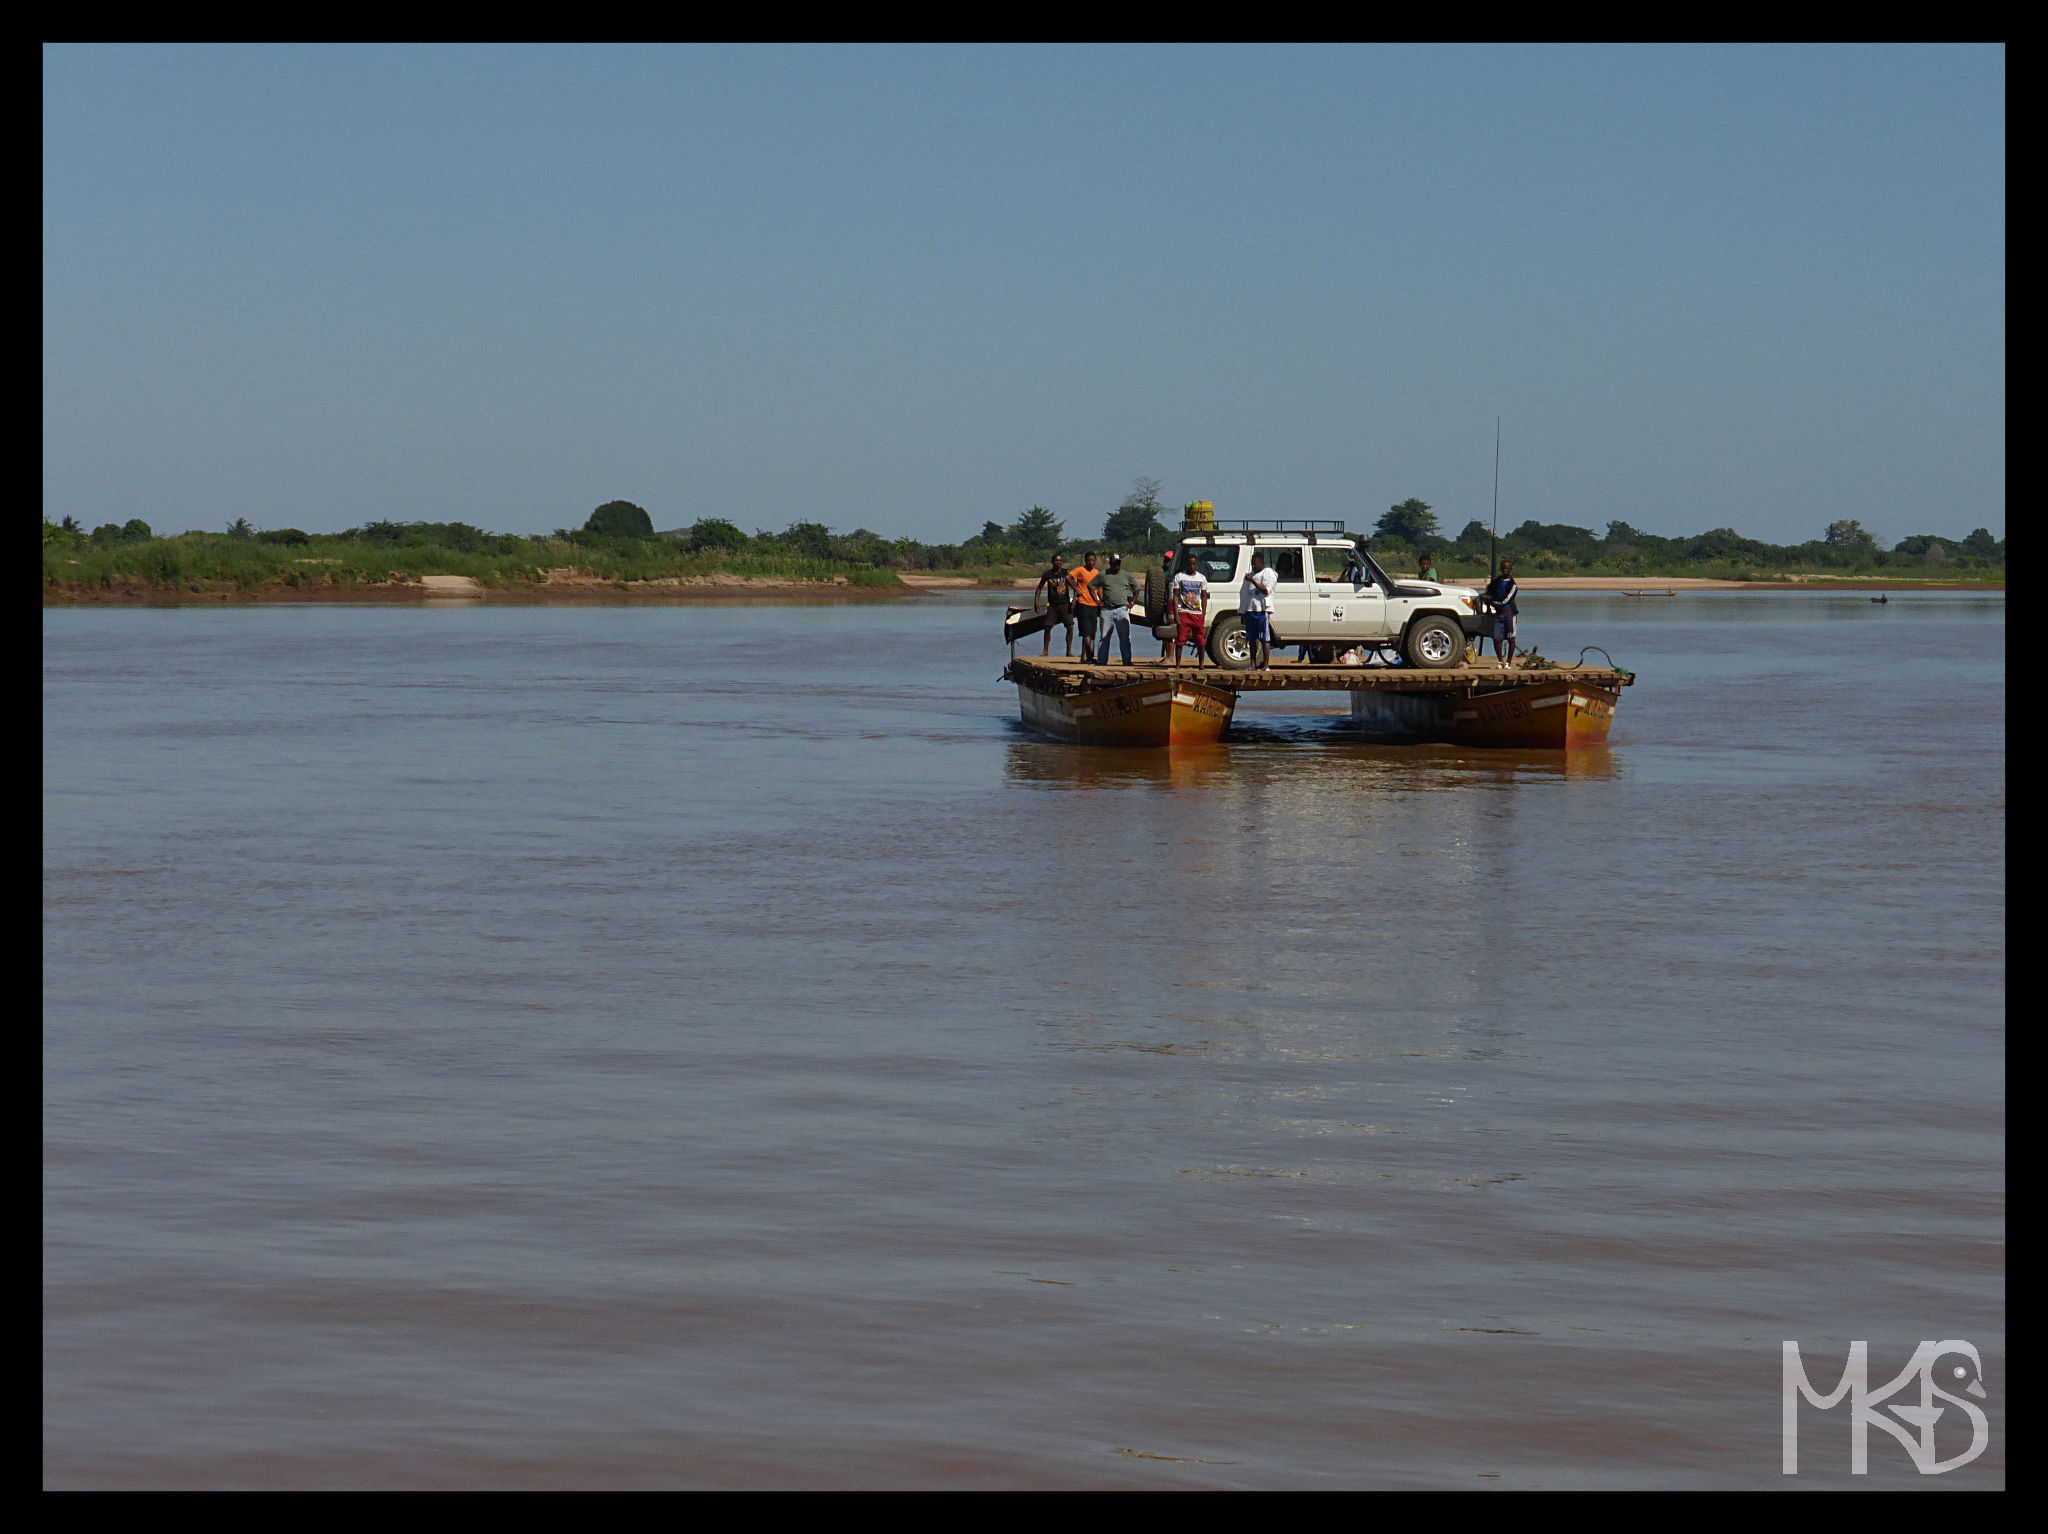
1006;655;1633;697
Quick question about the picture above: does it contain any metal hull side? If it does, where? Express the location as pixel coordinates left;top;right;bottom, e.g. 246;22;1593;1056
1016;679;1236;748
1349;678;1620;749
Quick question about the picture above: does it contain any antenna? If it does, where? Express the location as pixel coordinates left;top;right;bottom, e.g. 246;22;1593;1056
1490;416;1501;581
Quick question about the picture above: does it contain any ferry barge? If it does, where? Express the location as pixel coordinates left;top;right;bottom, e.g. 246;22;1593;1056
1003;655;1630;750
1002;510;1632;750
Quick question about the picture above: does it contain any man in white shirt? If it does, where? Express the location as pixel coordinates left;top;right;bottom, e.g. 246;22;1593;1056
1239;551;1278;671
1170;556;1210;667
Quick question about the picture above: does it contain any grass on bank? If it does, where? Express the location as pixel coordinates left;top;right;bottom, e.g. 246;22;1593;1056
42;517;2005;596
42;531;907;592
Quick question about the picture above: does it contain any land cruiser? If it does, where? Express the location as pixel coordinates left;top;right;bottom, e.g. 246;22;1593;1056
1143;520;1487;670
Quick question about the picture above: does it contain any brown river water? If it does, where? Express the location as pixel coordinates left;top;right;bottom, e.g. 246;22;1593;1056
43;591;2003;1488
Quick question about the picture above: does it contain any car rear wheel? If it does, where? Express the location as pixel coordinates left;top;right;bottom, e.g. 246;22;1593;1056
1404;615;1465;669
1208;614;1252;669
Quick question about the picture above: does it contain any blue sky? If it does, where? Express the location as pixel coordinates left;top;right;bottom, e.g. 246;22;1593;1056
43;44;2004;546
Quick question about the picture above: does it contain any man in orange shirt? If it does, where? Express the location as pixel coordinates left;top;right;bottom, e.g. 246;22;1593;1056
1068;551;1104;663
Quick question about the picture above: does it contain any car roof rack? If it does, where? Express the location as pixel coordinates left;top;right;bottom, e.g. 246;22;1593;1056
1206;518;1347;533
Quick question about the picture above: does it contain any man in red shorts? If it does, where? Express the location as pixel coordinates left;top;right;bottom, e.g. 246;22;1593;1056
1171;554;1210;667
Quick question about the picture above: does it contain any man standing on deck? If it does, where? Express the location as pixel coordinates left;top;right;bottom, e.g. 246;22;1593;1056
1171;553;1210;667
1069;551;1104;664
1158;549;1178;657
1240;550;1277;671
1094;553;1139;666
1486;558;1519;667
1034;553;1075;657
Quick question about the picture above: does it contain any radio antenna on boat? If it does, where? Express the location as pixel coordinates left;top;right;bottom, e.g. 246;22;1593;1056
1490;416;1501;581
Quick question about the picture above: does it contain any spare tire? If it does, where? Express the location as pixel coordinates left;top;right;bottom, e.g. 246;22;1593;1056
1143;566;1168;620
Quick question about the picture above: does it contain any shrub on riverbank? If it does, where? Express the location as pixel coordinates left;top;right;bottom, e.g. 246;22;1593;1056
40;507;2004;597
1366;517;2005;582
41;528;914;593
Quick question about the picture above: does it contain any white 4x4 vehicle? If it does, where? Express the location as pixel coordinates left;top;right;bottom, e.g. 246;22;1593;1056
1147;527;1485;670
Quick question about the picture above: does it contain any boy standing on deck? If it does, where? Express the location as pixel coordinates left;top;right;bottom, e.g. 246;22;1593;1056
1171;555;1210;667
1069;552;1103;663
1486;559;1519;667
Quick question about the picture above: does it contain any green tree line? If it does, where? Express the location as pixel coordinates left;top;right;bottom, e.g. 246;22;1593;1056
43;486;2005;594
1362;499;2003;576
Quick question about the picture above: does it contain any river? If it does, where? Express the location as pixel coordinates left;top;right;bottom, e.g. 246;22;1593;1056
43;590;2005;1487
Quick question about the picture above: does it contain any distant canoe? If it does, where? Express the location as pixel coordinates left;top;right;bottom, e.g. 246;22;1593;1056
1004;606;1051;643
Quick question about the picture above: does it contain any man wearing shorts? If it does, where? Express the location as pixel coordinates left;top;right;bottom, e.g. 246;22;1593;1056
1034;553;1074;656
1171;555;1210;666
1486;558;1519;667
1069;551;1104;663
1239;550;1277;671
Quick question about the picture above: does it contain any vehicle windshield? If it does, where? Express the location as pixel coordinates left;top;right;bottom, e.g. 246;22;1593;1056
1325;549;1390;588
1358;552;1398;590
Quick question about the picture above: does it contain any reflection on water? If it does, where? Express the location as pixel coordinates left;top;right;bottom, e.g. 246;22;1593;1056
1003;736;1236;789
44;594;2003;1489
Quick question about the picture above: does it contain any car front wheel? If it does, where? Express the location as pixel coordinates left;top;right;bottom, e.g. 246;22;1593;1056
1208;615;1253;669
1404;615;1466;669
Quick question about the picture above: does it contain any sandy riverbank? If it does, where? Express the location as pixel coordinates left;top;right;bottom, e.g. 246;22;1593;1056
893;573;1022;590
42;572;890;605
